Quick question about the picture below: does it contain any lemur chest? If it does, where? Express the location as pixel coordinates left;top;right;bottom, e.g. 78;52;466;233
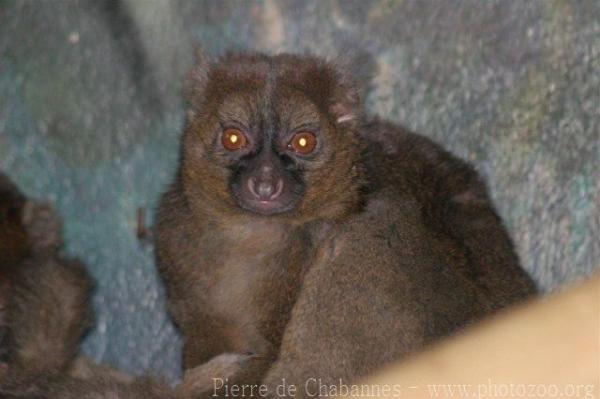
200;221;309;353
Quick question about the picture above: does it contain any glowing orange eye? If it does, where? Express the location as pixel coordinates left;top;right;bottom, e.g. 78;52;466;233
289;132;317;155
222;128;247;151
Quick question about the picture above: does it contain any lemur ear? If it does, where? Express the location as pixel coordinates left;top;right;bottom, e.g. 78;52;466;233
329;71;362;126
328;51;373;126
185;46;211;113
331;84;360;125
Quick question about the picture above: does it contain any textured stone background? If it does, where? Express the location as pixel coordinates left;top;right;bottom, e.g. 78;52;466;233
0;0;598;382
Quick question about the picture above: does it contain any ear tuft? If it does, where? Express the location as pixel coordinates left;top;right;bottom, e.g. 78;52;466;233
332;103;357;124
327;50;373;126
330;75;361;126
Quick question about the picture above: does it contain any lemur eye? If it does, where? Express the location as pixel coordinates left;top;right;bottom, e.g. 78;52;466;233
288;132;317;155
221;128;247;151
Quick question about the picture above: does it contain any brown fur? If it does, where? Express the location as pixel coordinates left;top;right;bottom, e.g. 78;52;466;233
0;176;29;272
0;176;29;366
0;174;93;397
155;52;537;398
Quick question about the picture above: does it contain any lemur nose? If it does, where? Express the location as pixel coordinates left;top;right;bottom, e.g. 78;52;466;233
248;177;283;201
257;181;274;198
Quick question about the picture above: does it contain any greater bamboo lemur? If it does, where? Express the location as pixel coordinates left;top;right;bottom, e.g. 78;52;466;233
0;174;94;395
0;175;175;399
155;52;537;396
